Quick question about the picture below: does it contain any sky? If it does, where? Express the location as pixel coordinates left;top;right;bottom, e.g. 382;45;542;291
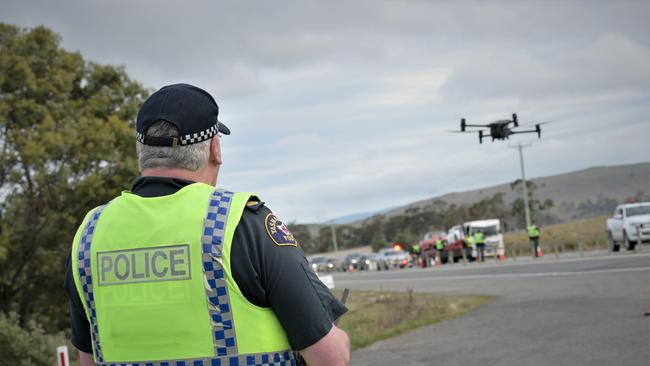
1;0;649;223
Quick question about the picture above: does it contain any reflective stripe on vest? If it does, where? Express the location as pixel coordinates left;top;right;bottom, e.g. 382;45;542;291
77;204;108;360
76;188;296;366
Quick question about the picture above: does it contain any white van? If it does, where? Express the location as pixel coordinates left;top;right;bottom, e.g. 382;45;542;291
463;219;505;258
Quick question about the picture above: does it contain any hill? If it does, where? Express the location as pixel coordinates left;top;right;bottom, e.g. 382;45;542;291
295;162;649;254
350;161;649;224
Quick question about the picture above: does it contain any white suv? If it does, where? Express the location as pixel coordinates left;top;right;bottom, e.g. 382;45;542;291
606;202;650;251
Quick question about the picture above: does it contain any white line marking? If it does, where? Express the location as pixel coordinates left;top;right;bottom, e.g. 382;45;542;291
336;266;650;284
332;251;650;278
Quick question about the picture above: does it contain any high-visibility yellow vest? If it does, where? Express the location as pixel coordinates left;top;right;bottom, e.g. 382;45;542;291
71;183;294;365
435;239;444;250
474;232;485;244
527;225;540;238
465;236;475;248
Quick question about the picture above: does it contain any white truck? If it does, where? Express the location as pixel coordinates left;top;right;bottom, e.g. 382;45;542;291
463;219;505;258
606;202;650;251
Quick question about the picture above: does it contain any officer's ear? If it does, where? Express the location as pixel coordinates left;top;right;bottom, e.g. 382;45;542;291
210;136;222;166
135;142;141;158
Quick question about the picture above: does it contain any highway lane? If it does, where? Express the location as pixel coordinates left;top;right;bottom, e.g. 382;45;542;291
342;252;650;366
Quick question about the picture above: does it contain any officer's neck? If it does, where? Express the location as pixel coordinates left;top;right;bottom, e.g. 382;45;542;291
142;166;219;187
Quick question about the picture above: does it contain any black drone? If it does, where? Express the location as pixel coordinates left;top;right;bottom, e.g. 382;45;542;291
460;113;542;144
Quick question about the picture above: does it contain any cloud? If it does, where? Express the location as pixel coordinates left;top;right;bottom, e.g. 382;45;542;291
1;0;649;222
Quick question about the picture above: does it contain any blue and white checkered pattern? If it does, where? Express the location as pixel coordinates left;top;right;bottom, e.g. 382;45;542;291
136;124;219;146
78;205;108;362
94;350;297;366
201;189;238;356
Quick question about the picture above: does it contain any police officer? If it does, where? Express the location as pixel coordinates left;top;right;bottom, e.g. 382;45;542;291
474;230;486;262
464;234;475;262
64;83;350;366
411;244;421;267
435;238;445;264
528;223;541;258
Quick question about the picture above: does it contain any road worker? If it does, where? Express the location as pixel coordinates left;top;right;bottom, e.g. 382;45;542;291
528;223;541;258
474;230;486;262
464;235;475;262
435;238;445;264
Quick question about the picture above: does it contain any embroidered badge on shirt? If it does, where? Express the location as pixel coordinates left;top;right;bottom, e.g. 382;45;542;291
265;213;298;247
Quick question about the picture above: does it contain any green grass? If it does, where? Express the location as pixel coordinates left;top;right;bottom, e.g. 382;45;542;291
333;289;495;350
504;215;609;256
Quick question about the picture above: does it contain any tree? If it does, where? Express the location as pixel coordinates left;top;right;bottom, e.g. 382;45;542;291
510;179;555;228
0;23;147;331
288;222;316;253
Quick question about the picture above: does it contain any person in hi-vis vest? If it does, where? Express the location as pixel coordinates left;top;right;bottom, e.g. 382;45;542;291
528;224;541;258
474;230;486;262
64;83;350;366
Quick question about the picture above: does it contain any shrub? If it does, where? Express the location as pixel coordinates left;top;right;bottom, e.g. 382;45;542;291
0;312;73;366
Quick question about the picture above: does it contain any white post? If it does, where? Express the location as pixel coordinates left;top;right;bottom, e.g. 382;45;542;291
330;221;338;253
509;143;532;229
56;346;69;366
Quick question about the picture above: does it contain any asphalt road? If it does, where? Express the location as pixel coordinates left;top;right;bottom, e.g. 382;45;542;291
334;251;650;366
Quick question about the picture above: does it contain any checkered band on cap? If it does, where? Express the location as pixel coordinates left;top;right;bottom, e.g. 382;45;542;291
136;124;219;146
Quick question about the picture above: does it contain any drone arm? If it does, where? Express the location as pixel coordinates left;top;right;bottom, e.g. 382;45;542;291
510;127;542;139
510;130;537;134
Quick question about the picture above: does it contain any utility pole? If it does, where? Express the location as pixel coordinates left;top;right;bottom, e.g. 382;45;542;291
509;143;532;229
330;221;339;252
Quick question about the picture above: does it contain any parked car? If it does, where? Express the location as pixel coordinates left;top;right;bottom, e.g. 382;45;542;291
369;253;390;271
343;253;364;271
376;248;410;269
359;254;379;271
606;202;650;251
308;256;341;272
325;257;344;272
309;257;329;272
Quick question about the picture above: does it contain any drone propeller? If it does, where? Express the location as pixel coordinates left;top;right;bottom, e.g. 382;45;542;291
514;120;554;129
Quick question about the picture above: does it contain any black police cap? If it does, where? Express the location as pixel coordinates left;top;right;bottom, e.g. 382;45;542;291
136;83;230;147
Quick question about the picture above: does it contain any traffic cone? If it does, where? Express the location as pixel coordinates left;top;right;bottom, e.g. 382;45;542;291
536;246;543;257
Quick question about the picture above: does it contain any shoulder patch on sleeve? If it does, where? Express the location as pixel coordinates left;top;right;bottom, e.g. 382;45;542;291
264;213;298;247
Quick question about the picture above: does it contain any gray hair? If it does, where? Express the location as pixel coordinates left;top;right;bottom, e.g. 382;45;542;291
138;120;211;172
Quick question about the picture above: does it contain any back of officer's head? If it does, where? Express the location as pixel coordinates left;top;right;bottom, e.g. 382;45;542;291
138;121;211;172
135;84;231;173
